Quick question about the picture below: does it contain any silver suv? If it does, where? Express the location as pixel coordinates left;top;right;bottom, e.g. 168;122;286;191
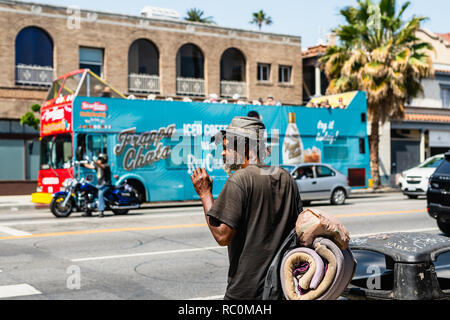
282;163;351;205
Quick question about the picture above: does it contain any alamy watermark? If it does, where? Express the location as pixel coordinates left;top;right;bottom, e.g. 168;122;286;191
66;265;81;290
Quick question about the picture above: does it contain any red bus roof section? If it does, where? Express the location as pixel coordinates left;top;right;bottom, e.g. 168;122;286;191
56;69;88;81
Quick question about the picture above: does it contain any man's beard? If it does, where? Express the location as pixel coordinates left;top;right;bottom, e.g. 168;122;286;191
222;153;244;176
222;163;244;176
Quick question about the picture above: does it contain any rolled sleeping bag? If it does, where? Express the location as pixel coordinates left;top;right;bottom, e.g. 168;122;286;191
280;237;356;300
313;237;356;300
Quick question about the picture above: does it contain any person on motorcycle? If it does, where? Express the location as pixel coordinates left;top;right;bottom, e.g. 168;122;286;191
84;153;111;218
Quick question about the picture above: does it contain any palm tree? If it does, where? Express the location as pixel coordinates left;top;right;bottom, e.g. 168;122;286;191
319;0;433;189
184;8;215;24
250;10;273;31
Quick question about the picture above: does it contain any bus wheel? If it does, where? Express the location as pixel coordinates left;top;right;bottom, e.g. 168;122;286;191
128;180;146;204
50;195;73;218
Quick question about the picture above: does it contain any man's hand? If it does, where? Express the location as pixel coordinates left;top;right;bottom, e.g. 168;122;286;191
190;168;235;246
190;168;213;199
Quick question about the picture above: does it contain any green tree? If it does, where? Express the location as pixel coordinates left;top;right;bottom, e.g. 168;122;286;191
20;103;41;131
250;10;273;31
319;0;433;188
184;8;215;24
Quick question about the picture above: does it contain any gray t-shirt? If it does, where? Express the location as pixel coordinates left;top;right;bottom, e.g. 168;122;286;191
207;165;302;300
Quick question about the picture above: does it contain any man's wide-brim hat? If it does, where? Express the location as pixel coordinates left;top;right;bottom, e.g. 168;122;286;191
212;116;266;144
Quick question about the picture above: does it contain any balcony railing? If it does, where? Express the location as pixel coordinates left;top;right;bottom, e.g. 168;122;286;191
15;64;53;86
176;77;205;96
128;73;160;93
220;81;247;98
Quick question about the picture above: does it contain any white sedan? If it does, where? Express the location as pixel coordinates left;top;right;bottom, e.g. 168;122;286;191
398;154;444;199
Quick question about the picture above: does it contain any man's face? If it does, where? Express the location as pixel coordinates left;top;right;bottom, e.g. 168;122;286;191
221;137;245;175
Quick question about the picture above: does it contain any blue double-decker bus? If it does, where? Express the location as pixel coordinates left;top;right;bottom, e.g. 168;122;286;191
33;69;369;204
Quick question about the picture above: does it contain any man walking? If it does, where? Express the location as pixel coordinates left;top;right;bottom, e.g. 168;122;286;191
190;116;302;300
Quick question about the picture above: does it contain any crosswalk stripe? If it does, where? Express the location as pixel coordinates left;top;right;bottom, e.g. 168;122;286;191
0;284;41;299
0;226;31;236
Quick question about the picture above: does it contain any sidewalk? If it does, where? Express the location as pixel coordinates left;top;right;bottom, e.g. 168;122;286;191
0;187;402;212
350;186;401;195
0;195;48;211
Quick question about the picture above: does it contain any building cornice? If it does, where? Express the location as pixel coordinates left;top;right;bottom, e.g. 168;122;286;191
1;0;301;47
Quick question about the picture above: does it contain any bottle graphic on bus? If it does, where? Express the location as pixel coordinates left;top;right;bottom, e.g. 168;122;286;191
282;112;304;164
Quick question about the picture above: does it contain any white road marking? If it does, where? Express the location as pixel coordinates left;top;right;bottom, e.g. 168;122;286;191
0;211;203;227
71;246;225;262
188;295;224;300
70;228;441;262
0;226;32;236
0;284;41;299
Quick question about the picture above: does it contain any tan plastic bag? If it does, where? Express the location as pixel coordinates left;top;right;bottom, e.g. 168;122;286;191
295;208;350;250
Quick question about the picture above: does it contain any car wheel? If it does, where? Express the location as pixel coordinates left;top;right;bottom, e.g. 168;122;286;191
331;188;346;205
437;219;450;236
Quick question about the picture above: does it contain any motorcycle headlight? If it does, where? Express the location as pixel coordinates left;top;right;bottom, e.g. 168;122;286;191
62;178;73;188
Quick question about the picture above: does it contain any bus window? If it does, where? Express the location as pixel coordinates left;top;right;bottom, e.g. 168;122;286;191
40;134;72;170
76;134;87;161
87;73;123;98
45;78;63;101
86;134;107;159
60;73;83;97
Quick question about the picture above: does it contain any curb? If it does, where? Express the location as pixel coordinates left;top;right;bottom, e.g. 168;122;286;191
351;188;402;194
0;204;49;211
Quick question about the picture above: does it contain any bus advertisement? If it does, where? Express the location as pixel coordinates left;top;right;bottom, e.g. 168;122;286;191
32;69;370;205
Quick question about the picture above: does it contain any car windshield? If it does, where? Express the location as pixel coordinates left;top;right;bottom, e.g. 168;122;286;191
420;157;443;168
435;159;450;175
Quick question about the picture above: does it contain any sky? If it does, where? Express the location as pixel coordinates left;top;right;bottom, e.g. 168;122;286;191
28;0;450;48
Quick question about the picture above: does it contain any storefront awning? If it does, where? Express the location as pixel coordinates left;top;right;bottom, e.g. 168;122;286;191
404;113;450;123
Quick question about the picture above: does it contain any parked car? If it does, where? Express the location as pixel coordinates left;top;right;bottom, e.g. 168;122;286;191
281;163;351;205
427;151;450;235
398;154;444;199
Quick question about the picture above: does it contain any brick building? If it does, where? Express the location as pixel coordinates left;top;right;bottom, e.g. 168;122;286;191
0;0;303;194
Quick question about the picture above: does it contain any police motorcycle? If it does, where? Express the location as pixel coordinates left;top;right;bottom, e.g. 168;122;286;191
50;158;140;218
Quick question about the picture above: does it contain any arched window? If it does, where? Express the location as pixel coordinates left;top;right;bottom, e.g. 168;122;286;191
128;39;159;75
220;48;246;81
15;26;53;86
176;43;205;96
220;48;247;98
128;39;160;93
176;43;204;79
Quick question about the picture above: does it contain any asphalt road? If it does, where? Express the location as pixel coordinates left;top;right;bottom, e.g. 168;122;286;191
0;192;448;300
